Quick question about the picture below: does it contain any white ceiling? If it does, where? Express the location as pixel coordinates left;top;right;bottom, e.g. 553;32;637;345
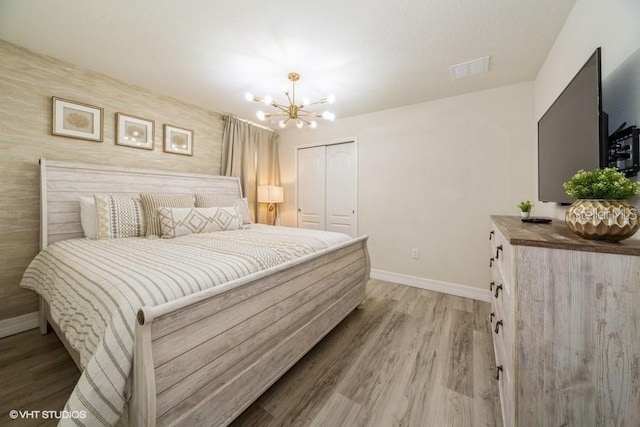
0;0;575;128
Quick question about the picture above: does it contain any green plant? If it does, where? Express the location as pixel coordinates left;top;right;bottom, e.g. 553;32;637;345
563;168;640;200
517;200;533;212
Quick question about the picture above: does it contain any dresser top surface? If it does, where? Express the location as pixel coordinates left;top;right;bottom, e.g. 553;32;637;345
491;215;640;256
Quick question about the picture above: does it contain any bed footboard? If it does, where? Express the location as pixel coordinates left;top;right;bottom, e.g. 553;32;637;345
130;236;370;427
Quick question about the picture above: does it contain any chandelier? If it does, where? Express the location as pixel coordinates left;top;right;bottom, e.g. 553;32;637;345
244;72;336;129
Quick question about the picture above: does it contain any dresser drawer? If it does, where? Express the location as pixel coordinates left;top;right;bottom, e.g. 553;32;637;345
492;283;513;374
493;328;513;427
490;263;512;324
490;224;513;285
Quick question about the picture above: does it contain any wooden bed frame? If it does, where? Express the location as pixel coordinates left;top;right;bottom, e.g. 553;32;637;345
38;159;370;426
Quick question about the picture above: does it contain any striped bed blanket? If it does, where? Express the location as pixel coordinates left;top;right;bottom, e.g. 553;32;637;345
20;225;351;427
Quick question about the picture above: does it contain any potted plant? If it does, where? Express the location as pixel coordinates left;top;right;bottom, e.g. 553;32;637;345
563;168;640;241
517;200;533;218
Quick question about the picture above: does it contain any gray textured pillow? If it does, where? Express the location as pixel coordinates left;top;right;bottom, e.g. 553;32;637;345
195;194;252;224
140;193;195;236
95;194;145;239
158;206;242;238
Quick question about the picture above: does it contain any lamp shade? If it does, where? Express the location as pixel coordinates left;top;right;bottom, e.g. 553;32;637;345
257;185;284;203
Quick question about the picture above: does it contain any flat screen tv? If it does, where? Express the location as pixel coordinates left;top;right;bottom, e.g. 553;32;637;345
538;47;607;204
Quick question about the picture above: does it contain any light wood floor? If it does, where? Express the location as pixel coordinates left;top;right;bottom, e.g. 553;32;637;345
0;280;501;427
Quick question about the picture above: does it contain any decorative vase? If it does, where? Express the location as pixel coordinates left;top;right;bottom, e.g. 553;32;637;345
565;199;640;242
520;211;530;218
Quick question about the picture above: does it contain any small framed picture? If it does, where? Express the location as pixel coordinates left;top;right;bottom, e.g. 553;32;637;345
163;124;193;156
52;97;103;142
116;113;155;150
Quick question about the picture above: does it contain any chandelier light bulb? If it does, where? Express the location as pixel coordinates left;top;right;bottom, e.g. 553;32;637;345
244;92;254;102
322;111;336;121
296;120;304;129
278;120;287;129
256;110;266;121
302;98;310;107
326;94;336;104
310;121;318;129
263;95;273;106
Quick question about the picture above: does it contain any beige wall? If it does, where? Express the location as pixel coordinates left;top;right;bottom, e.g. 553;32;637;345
533;0;640;223
279;82;535;291
0;40;224;321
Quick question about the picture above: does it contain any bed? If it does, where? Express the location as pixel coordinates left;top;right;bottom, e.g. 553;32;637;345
26;159;370;426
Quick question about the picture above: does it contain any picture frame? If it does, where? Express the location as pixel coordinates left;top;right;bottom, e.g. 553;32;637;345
52;97;103;142
116;113;155;150
163;124;193;156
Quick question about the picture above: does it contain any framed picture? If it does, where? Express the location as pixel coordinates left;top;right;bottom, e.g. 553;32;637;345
163;124;193;156
52;97;103;142
116;113;155;150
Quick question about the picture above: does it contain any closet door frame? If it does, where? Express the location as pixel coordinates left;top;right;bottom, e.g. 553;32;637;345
294;137;358;236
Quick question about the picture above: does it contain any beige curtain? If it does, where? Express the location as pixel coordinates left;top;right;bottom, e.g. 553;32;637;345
221;116;280;224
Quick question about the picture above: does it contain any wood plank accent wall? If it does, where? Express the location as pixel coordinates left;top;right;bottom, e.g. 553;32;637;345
0;39;225;321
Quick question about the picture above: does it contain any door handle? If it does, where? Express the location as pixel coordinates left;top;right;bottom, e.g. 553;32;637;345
297;208;301;212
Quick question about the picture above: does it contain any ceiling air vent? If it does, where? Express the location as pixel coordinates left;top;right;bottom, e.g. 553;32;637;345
450;56;491;80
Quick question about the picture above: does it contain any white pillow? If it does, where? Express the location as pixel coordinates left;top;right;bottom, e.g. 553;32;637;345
195;194;252;225
158;206;242;238
79;196;97;239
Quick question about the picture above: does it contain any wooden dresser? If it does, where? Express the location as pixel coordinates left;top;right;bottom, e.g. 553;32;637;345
489;215;640;426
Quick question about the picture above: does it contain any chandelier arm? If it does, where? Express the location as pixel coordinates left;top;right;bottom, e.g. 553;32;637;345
303;99;328;107
298;109;326;117
271;104;290;114
285;91;294;106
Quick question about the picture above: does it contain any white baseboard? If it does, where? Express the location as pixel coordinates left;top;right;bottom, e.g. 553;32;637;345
370;269;491;302
0;311;39;338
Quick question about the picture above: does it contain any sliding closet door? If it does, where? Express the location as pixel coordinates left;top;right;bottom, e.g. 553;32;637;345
325;143;357;237
297;146;326;230
297;142;357;237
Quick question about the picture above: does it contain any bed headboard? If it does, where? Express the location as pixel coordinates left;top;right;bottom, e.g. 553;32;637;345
40;159;243;249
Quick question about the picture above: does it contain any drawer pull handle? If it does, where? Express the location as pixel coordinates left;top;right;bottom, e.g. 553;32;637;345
489;257;494;267
495;320;503;334
496;245;503;259
493;285;502;298
489;281;495;291
490;312;495;323
489;230;495;240
494;284;503;298
495;365;503;381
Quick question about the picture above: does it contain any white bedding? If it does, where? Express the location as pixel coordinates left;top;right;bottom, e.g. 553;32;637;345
20;225;351;427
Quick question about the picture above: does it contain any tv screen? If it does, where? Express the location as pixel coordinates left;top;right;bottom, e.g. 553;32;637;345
538;48;604;204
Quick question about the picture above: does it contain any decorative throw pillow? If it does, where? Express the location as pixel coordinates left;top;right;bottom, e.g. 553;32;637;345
94;194;145;239
234;198;252;225
158;206;242;238
195;194;252;224
79;196;98;239
194;194;236;207
140;193;195;236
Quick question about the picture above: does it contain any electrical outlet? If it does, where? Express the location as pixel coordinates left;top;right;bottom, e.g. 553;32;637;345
411;248;420;259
